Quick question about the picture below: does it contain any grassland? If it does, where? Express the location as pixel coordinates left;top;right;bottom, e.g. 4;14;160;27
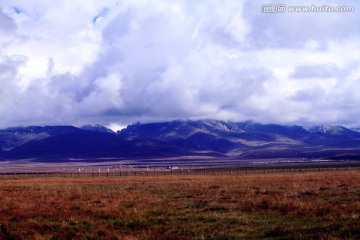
0;171;359;239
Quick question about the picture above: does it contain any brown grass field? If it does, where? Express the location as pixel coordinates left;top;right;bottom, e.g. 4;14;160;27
0;171;359;240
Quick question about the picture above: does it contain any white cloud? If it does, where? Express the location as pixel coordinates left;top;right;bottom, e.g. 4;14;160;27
0;0;360;128
0;7;16;33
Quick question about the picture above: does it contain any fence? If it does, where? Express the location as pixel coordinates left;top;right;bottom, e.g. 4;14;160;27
0;166;359;179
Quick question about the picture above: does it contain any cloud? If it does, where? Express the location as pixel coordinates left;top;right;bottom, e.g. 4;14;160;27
0;8;16;34
290;64;339;79
0;0;360;129
244;0;360;49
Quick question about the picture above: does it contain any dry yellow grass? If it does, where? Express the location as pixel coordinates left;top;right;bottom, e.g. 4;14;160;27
0;171;359;239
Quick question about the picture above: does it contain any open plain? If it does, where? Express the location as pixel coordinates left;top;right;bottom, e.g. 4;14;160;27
0;170;359;240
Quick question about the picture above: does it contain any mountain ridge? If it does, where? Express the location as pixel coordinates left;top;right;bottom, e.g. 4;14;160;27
1;120;360;162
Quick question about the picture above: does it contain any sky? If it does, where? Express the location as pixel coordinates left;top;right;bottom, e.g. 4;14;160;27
0;0;360;130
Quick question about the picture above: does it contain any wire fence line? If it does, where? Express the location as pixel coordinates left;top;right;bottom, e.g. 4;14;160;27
0;166;359;179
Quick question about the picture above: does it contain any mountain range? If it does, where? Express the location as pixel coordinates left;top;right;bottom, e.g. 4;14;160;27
1;120;360;162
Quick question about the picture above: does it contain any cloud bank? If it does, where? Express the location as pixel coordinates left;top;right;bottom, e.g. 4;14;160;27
1;0;360;129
